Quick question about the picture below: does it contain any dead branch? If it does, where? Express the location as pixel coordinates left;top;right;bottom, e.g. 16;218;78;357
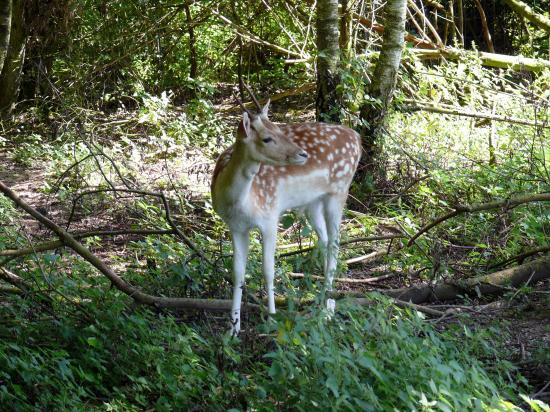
352;12;436;49
279;233;404;258
404;101;550;128
346;250;387;265
355;297;445;317
409;193;550;245
219;83;316;113
490;244;550;269
211;10;306;59
273;290;445;317
288;272;398;284
407;0;445;47
0;229;174;258
380;256;550;303
65;187;213;266
410;47;550;72
0;267;30;293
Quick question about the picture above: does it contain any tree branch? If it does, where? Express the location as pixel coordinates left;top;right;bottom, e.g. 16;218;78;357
404;100;550;128
279;233;404;257
65;187;214;266
409;193;550;245
0;229;174;258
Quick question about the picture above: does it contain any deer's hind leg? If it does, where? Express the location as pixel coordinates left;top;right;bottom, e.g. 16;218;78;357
305;200;328;273
323;193;347;291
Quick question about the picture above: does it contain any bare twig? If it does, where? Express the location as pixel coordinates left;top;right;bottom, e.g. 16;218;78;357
65;187;214;266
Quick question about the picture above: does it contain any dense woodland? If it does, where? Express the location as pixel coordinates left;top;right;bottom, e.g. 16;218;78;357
0;0;549;410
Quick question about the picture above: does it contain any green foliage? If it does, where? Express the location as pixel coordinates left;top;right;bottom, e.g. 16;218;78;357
259;298;524;411
0;283;528;411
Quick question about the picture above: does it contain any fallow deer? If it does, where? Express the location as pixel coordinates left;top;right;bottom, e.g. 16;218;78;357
211;88;361;334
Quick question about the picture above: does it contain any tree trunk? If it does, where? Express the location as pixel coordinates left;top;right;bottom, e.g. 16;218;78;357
316;0;341;122
501;0;550;34
339;0;353;60
0;0;12;74
355;0;407;183
0;0;25;116
184;4;197;80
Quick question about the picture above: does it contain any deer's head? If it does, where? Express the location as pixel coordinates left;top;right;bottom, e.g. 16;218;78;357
236;89;308;166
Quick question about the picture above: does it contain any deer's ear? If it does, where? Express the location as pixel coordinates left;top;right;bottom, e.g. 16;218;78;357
237;112;251;139
261;99;270;118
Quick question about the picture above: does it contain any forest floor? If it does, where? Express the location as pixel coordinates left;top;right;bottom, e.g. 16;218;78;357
1;140;548;403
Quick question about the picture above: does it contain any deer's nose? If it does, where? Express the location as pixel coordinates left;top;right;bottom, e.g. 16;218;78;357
299;152;308;159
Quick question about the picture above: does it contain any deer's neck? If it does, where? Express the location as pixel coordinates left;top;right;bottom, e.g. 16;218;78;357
216;142;260;211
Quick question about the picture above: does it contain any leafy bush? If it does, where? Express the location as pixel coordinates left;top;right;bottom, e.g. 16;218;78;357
0;290;528;411
255;297;523;411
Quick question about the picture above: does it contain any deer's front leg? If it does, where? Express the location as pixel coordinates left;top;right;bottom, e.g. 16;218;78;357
231;230;249;335
262;227;277;314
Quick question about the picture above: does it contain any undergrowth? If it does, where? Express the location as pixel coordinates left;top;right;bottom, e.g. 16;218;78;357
0;289;529;411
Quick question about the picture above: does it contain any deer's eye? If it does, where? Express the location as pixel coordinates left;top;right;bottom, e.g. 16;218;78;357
262;137;274;144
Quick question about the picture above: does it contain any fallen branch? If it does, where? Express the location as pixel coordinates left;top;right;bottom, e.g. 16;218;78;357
380;256;550;304
279;234;404;258
0;229;175;258
501;0;550;34
0;267;30;293
404;101;550;128
345;250;387;265
288;272;398;284
66;187;213;266
218;83;316;113
411;47;550;72
409;193;550;245
490;244;550;269
355;297;445;317
274;292;445;317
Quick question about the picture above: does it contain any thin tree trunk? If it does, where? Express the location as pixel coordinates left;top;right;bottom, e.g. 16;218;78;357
355;0;407;182
0;0;12;74
444;0;454;44
339;0;353;60
184;4;197;79
0;0;25;116
473;0;495;52
316;0;341;122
